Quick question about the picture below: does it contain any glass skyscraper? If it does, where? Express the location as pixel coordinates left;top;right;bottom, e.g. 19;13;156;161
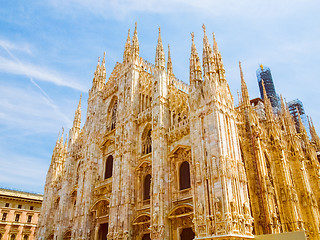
256;65;280;110
287;99;311;138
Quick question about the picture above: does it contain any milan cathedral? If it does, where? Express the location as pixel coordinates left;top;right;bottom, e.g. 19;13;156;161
37;24;320;240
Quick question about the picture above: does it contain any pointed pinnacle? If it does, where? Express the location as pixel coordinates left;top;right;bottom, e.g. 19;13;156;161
239;61;249;106
134;22;137;35
155;26;165;70
202;24;206;35
158;27;162;43
102;52;106;65
212;32;219;53
262;80;273;119
167;44;173;76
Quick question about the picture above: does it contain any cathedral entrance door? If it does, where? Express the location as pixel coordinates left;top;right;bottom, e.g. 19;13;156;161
99;223;108;240
180;228;195;240
142;233;151;240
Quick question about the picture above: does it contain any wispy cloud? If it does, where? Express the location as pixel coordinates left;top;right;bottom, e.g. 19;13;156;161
0;56;86;91
0;38;32;55
0;85;72;133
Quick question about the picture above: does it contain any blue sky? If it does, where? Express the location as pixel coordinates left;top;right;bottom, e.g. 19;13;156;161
0;0;319;193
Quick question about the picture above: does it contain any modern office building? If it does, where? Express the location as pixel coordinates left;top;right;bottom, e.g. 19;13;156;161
288;99;311;137
256;65;280;111
0;188;43;240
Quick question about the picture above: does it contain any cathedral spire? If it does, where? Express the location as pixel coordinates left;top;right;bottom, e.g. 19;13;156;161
190;32;202;82
92;56;101;89
308;117;320;146
167;44;173;77
212;32;219;55
262;80;273;120
155;27;165;70
101;52;106;82
69;95;82;145
73;94;82;130
239;61;250;106
123;29;132;63
202;24;214;75
280;95;296;134
296;107;307;135
132;22;139;59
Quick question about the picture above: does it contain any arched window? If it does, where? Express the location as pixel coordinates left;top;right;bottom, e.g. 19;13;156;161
105;155;113;179
111;100;117;130
11;234;16;240
143;174;151;200
179;161;191;190
142;128;152;155
23;235;29;240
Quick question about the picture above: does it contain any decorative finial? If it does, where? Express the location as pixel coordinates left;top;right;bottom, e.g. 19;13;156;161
135;22;137;32
158;27;161;35
191;32;194;42
260;64;264;70
98;57;100;64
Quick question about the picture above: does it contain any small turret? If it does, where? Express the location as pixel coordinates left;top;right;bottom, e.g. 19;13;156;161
123;29;132;63
132;22;139;60
155;27;165;70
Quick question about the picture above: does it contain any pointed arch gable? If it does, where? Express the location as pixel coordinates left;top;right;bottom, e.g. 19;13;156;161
168;145;191;157
90;198;110;213
132;213;151;225
168;204;193;219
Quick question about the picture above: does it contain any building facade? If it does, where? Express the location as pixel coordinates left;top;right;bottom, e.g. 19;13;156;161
0;188;43;240
37;25;320;240
256;65;280;111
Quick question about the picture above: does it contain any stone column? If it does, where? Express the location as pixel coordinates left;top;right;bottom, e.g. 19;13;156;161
94;223;100;240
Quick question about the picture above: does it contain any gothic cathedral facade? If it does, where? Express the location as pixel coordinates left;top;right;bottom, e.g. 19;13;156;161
37;24;320;240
